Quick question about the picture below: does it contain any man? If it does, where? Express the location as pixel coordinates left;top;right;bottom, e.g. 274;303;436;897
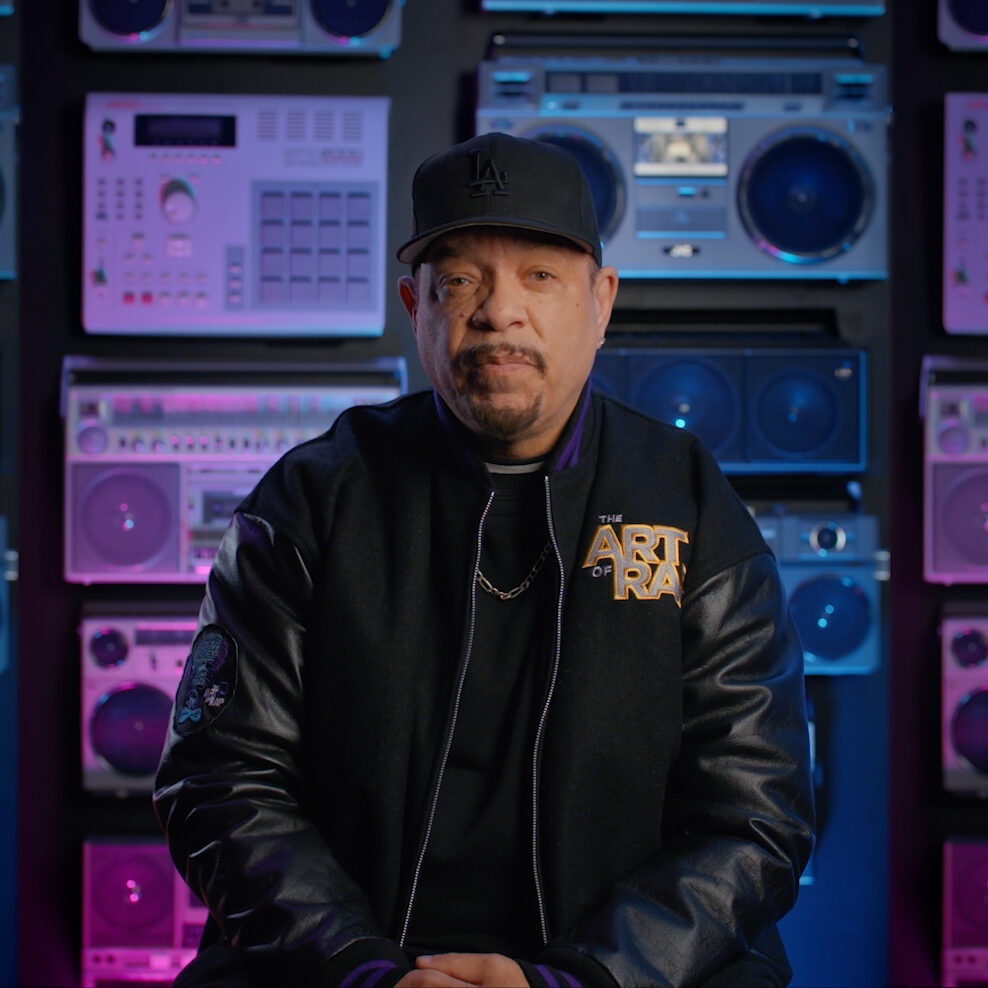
154;132;815;988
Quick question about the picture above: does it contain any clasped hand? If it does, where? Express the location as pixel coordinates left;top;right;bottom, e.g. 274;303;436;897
395;952;529;987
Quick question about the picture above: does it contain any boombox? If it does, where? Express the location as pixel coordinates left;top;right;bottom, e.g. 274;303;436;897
82;92;389;337
80;610;197;794
944;93;988;333
939;0;988;51
593;345;866;474
63;356;406;584
0;66;16;281
481;0;884;11
475;54;890;281
922;355;988;584
943;838;988;987
756;513;882;675
82;838;205;987
79;0;402;56
941;611;988;796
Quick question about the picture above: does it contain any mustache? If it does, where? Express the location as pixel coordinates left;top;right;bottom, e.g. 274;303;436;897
456;343;546;375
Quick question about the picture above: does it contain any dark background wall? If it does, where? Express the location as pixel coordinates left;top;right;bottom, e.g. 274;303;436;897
2;1;969;986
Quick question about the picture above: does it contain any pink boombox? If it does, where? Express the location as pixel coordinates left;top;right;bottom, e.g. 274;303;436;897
82;838;206;987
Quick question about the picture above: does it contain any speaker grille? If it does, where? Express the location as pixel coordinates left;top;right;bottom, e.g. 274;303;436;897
593;346;865;474
738;127;874;262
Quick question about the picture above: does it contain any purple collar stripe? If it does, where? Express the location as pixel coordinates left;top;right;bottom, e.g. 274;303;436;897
553;387;591;472
535;964;582;987
340;960;399;988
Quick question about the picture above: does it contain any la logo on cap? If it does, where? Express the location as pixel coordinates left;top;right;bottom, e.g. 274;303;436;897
467;148;508;198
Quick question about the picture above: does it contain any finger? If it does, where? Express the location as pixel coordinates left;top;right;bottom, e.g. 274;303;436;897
396;969;474;987
416;953;480;977
415;953;529;987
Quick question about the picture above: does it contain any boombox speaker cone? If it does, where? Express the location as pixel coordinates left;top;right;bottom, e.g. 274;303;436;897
789;574;871;661
948;0;988;35
78;467;175;570
89;0;170;35
953;628;988;668
90;626;130;668
755;369;840;456
631;358;741;455
87;844;175;947
948;842;988;941
310;0;392;37
941;471;988;566
738;128;873;262
952;689;988;774
525;127;625;243
90;684;173;777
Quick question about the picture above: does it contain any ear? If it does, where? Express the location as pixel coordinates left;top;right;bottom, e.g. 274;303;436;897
398;274;419;336
592;265;619;337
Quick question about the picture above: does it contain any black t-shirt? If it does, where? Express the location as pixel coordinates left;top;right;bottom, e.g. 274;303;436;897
405;464;550;957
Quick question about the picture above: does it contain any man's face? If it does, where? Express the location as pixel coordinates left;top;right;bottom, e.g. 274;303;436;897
398;229;618;460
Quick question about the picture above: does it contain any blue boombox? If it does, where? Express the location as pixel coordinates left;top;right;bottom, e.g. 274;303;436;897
476;54;890;281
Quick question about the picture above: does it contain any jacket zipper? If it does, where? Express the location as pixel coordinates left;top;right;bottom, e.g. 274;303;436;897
532;474;564;946
397;490;495;949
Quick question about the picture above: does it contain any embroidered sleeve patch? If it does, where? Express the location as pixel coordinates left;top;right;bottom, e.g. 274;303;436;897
174;625;238;737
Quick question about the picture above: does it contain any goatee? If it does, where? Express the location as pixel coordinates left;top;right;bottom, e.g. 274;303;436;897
454;343;546;440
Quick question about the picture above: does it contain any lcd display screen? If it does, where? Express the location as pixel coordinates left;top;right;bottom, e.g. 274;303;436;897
134;114;237;147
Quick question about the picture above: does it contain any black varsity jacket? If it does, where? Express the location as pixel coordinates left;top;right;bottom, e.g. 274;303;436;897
153;387;816;988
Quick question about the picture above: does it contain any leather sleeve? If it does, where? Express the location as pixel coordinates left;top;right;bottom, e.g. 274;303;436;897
543;551;816;987
153;510;407;986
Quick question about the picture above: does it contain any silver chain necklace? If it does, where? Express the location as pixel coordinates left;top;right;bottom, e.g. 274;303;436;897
476;539;552;600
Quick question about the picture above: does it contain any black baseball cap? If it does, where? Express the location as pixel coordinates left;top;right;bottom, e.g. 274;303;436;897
396;132;602;266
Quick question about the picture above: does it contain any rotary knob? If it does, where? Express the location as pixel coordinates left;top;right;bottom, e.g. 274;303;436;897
160;178;197;225
809;523;846;555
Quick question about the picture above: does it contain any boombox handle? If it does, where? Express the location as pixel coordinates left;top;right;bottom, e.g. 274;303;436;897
735;477;867;518
487;31;867;59
59;353;409;420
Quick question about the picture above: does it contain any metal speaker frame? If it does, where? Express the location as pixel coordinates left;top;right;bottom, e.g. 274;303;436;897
922;356;988;583
943;838;988;987
82;838;205;987
476;55;890;281
592;346;866;475
941;613;988;796
757;513;882;676
79;0;403;56
940;0;988;52
80;612;197;794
